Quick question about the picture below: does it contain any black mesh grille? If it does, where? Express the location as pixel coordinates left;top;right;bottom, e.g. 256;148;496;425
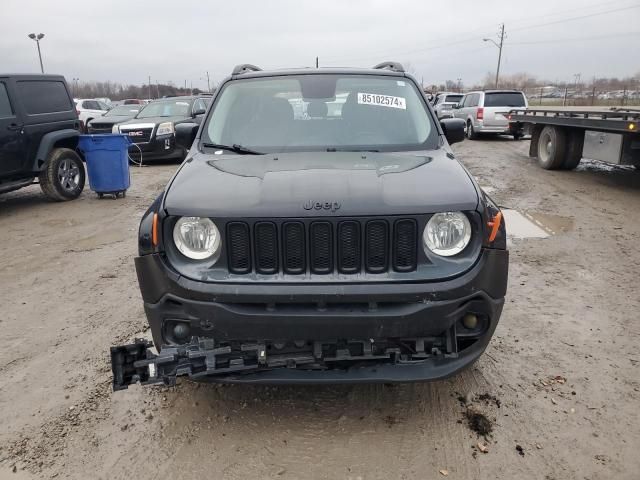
226;222;251;273
337;221;361;273
283;222;305;274
310;222;333;274
254;222;278;274
365;220;389;273
393;219;417;272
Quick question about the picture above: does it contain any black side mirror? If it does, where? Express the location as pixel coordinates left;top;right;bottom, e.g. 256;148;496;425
175;123;199;149
440;118;465;145
192;108;206;117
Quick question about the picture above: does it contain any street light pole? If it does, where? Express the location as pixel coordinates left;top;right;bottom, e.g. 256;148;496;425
483;24;505;88
28;33;45;73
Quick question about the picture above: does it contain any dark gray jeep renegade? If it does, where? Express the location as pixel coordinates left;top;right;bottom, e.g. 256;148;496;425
111;62;508;388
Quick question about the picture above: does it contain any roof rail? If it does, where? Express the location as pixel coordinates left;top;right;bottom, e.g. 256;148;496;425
232;64;262;76
372;61;405;73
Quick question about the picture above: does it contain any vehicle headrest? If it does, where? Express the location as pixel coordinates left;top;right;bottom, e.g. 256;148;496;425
307;100;328;118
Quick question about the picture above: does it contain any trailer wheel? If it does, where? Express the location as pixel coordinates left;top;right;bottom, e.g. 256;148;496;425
562;130;584;170
537;126;567;170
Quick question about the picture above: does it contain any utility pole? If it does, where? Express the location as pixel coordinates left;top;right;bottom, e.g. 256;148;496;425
206;71;211;92
156;80;160;98
28;33;45;73
315;57;319;68
483;24;505;88
148;75;151;100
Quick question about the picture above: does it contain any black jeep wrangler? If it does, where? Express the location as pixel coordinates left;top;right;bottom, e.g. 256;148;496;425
0;74;85;200
111;62;508;388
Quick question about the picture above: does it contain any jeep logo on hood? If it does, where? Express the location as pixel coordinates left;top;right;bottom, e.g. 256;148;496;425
303;200;341;212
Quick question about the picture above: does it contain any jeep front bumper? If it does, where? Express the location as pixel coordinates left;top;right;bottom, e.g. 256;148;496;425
110;248;507;389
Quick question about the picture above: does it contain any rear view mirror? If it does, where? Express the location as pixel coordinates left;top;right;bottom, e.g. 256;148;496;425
175;123;199;149
192;107;206;117
440;118;465;145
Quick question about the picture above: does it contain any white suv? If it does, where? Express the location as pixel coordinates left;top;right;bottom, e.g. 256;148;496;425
453;90;527;140
74;99;110;132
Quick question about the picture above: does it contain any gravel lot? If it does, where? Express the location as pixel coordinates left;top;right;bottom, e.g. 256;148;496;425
1;139;639;479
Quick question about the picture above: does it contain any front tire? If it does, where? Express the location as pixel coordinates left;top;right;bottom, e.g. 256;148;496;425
39;148;86;201
537;126;566;170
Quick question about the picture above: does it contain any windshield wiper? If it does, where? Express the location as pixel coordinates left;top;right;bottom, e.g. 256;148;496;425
202;143;263;155
326;147;380;152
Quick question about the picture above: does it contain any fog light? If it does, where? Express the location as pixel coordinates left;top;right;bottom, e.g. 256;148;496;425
173;322;191;341
462;313;478;329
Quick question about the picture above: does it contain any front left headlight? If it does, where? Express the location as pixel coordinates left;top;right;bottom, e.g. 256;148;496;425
423;212;471;257
156;122;175;136
173;217;221;260
112;124;120;133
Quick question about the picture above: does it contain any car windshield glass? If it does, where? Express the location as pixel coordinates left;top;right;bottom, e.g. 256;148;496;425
136;100;191;118
106;106;140;116
484;92;526;107
203;74;436;152
444;95;462;103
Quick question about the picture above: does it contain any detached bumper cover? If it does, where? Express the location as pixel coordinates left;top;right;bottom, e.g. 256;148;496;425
110;248;507;388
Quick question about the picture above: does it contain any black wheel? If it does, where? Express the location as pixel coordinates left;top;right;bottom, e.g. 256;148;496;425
562;130;584;170
39;148;86;201
537;126;567;170
466;120;478;140
98;193;104;199
122;191;127;198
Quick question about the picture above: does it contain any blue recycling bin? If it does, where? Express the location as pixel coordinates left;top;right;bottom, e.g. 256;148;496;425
78;134;131;198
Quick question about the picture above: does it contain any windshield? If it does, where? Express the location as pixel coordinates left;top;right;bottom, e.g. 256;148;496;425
484;92;526;107
105;106;140;116
136;99;191;118
444;95;462;103
203;74;437;152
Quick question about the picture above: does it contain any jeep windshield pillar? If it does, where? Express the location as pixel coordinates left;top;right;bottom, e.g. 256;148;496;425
110;62;508;390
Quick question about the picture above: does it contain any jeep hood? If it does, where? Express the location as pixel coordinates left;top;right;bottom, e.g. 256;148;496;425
163;151;479;217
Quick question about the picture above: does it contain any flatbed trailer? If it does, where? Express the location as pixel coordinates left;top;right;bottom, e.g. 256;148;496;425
508;108;640;170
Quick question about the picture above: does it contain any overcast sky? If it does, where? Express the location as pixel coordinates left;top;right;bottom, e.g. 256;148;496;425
2;0;639;89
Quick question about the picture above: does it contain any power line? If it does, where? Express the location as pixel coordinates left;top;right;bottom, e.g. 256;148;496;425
509;4;640;32
322;2;639;65
509;31;640;45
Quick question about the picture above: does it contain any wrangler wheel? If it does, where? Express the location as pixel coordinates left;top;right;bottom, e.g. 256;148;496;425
39;148;86;201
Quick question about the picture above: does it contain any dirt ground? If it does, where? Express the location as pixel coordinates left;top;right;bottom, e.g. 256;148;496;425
1;140;639;480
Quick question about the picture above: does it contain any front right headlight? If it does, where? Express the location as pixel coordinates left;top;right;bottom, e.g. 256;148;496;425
112;125;120;133
423;212;471;256
173;217;221;260
156;122;174;136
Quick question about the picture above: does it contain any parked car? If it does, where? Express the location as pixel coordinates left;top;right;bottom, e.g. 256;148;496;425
95;97;113;108
114;96;211;162
0;74;85;200
454;90;528;139
109;62;508;389
75;98;110;132
87;105;141;134
432;92;464;119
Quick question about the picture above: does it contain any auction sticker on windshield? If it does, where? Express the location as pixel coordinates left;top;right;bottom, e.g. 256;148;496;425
357;93;406;110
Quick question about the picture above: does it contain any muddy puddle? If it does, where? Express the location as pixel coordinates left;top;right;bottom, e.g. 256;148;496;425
501;210;573;240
